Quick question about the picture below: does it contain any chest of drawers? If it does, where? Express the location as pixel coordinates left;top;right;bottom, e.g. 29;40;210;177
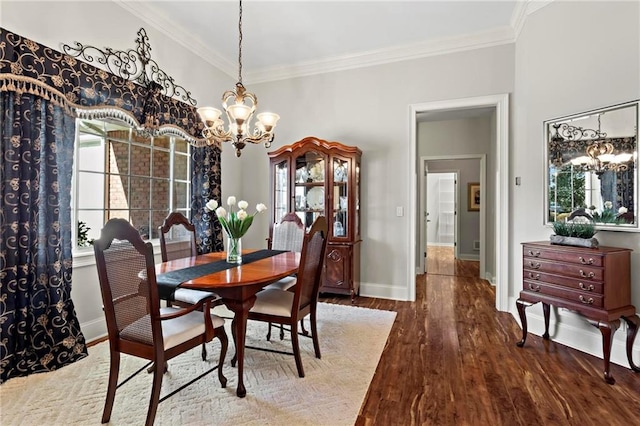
516;241;639;384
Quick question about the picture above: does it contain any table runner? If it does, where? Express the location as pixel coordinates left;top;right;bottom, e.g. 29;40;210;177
156;249;286;300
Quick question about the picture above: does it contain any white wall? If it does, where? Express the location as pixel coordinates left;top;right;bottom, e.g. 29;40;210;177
246;46;514;301
512;0;640;367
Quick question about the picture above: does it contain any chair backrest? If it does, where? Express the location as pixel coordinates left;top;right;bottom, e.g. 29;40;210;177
94;218;162;348
270;212;305;252
159;212;198;262
292;216;329;312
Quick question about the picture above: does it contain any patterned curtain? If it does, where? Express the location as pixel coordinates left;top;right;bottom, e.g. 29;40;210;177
191;144;224;254
0;91;87;383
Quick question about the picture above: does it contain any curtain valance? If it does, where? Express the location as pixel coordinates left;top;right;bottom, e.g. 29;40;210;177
0;27;209;145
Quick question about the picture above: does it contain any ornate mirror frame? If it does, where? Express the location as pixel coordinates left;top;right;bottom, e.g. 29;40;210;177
544;100;639;232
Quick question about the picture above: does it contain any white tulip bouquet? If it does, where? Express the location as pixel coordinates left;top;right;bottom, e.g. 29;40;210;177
206;196;267;239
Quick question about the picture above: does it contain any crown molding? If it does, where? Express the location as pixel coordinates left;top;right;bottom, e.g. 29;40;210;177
513;0;555;38
113;0;543;85
247;26;515;84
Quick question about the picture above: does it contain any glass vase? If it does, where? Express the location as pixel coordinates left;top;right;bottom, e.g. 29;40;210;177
226;236;242;264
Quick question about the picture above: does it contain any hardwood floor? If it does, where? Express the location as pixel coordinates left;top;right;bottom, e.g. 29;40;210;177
320;252;640;425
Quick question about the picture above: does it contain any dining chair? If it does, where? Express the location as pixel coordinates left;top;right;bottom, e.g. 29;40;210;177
242;216;328;378
264;212;306;339
94;218;228;426
159;211;223;309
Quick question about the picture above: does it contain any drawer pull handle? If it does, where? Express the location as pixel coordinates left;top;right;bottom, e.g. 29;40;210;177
529;261;541;269
579;295;594;305
528;250;540;257
579;270;595;278
579;282;594;291
578;256;594;265
528;272;540;280
528;283;540;292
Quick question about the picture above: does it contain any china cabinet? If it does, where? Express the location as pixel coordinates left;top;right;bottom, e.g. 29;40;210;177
268;136;362;301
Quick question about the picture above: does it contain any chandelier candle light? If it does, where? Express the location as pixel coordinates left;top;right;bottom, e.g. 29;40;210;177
206;197;267;263
197;0;280;157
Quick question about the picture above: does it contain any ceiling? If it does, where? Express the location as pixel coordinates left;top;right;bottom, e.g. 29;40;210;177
115;0;532;84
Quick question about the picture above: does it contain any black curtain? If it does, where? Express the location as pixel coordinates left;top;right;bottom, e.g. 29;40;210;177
191;145;224;254
0;91;87;383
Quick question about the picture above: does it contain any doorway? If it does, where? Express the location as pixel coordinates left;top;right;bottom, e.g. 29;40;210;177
408;94;510;312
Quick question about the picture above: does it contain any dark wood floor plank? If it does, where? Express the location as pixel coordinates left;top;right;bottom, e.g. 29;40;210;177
334;248;640;425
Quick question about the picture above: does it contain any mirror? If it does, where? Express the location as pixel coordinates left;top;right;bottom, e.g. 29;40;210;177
545;100;639;231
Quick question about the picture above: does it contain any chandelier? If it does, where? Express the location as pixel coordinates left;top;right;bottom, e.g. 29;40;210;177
552;114;634;175
197;0;280;157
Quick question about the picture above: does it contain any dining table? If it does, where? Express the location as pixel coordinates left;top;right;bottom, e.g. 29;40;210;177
155;249;299;398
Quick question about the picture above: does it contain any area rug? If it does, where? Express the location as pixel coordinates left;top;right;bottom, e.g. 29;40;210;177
0;303;396;426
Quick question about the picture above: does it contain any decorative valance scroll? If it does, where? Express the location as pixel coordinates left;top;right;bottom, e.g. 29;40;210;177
0;27;211;146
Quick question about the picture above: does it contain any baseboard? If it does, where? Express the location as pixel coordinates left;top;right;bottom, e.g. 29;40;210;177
427;242;454;247
80;317;107;343
508;296;640;370
359;282;410;301
457;253;480;261
484;272;496;286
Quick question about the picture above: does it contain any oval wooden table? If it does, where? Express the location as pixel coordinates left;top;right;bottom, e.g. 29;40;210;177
156;250;300;397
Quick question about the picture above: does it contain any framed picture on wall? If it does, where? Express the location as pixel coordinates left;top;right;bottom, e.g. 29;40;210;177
468;183;480;211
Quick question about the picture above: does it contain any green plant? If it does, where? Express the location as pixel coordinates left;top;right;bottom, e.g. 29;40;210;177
77;221;94;247
552;221;597;239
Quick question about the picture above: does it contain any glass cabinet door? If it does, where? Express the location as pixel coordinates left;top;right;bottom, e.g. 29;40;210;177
294;150;326;229
332;156;350;238
273;160;289;223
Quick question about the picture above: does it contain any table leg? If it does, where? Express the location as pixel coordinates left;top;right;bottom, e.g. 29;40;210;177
621;314;640;372
588;319;620;385
225;296;256;398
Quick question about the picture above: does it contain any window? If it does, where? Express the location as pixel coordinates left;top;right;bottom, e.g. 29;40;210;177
73;118;191;249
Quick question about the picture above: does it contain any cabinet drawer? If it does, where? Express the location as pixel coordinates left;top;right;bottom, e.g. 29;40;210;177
523;259;603;281
522;270;603;294
523;246;604;267
523;280;604;308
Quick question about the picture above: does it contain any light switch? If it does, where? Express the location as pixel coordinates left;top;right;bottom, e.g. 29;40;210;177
396;206;404;217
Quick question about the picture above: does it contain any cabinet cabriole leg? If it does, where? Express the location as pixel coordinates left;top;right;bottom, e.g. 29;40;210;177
516;299;531;347
542;302;551;340
589;319;620;385
622;314;640;372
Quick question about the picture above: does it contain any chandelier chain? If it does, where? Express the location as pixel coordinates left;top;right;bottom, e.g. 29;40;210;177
238;0;243;84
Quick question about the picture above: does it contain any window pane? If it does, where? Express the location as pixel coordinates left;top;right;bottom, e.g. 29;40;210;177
131;132;150;146
77;135;104;172
131;145;151;176
108;175;129;209
173;181;189;210
108;139;129;175
152;179;170;209
174;153;189;180
130;177;151;209
154;135;170;149
106;210;130;221
77;172;105;208
175;138;188;153
152;210;169;239
130;210;151;239
76;210;103;247
153;149;170;178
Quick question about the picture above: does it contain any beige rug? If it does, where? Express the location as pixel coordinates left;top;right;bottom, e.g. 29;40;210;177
0;303;396;426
